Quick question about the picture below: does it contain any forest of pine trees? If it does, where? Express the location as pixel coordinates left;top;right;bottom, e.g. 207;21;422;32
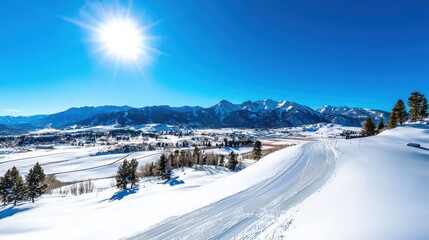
0;163;47;206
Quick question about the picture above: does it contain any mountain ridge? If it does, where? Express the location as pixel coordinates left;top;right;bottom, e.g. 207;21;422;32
0;100;390;131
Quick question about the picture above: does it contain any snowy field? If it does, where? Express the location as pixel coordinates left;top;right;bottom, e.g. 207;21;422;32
0;124;428;239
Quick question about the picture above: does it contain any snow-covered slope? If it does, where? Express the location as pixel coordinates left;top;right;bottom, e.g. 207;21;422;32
282;124;429;239
129;142;336;239
1;125;427;239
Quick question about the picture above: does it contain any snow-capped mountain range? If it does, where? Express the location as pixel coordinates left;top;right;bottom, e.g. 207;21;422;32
0;100;390;133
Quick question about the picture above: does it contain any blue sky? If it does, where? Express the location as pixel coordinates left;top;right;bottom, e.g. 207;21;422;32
1;0;428;116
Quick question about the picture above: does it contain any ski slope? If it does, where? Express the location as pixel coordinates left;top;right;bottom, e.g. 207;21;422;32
128;141;336;239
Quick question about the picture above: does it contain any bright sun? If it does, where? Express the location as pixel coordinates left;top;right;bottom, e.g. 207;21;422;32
98;17;144;61
65;2;158;68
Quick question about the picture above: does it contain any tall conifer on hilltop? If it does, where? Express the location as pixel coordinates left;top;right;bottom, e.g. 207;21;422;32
408;92;428;122
388;111;398;129
393;99;408;124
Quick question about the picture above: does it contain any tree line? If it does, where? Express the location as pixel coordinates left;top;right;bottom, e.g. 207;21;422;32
115;140;263;189
362;91;428;136
0;163;47;206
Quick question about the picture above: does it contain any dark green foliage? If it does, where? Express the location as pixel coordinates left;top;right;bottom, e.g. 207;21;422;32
388;111;398;129
129;159;139;188
227;151;239;171
9;167;26;205
116;160;130;189
157;154;170;179
393;99;408;124
377;119;385;131
252;140;263;160
408;92;428;122
116;159;139;189
420;97;428;121
25;162;47;203
362;117;377;136
0;170;13;205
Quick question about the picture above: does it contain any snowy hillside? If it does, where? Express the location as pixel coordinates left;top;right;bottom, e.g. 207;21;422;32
284;124;429;239
0;124;427;239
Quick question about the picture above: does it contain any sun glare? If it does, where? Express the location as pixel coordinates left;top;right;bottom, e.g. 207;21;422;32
65;2;159;69
98;17;144;61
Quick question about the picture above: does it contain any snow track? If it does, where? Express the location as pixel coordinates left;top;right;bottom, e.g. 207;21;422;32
128;142;336;239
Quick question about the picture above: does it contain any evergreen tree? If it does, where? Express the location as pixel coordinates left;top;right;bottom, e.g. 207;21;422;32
9;167;26;205
377;119;385;131
158;154;170;179
252;140;263;160
116;159;130;189
388;111;398;129
227;151;238;171
362;117;376;136
420;96;428;121
393;99;407;124
128;159;139;188
0;170;13;205
25;162;47;203
408;92;427;122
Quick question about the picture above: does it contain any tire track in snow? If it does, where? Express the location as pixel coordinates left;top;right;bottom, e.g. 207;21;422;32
127;141;337;240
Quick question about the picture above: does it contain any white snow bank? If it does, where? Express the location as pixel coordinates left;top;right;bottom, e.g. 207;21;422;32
285;124;429;240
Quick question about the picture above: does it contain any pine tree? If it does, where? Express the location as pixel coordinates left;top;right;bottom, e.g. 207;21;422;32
0;170;13;205
377;119;385;131
25;162;47;203
252;140;263;160
158;154;170;179
419;96;428;121
362;117;376;136
128;159;139;188
393;99;407;124
227;151;238;171
116;159;130;189
388;111;398;129
9;167;26;205
408;92;427;122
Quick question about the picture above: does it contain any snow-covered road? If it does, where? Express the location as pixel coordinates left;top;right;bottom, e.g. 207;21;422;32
128;142;336;239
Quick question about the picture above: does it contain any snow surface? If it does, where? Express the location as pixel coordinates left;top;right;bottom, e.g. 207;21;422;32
0;124;428;239
282;124;429;240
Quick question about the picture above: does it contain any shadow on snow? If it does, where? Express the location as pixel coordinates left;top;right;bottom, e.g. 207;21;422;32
0;205;32;220
109;185;139;202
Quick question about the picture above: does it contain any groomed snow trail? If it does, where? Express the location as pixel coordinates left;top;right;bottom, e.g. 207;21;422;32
128;142;336;239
